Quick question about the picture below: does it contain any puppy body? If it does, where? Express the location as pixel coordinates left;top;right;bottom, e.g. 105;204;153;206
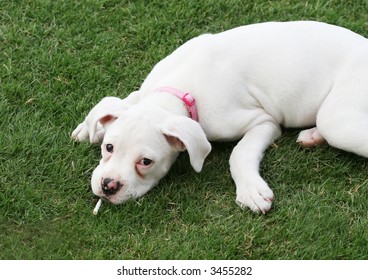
73;21;368;213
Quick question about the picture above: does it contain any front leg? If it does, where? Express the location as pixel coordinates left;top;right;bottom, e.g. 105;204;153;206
71;91;141;143
230;121;281;214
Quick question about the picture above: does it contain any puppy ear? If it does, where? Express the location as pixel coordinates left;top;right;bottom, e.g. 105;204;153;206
160;116;211;172
85;97;127;143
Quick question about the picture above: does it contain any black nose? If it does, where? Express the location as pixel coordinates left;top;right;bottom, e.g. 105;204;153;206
101;178;122;196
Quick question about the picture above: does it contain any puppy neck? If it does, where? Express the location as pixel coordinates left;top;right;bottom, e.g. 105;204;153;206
140;90;193;119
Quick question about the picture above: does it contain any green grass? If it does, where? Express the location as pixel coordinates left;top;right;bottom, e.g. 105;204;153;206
1;0;368;260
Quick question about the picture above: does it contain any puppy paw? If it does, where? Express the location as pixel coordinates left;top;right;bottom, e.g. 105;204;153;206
235;180;274;214
71;122;105;143
297;127;326;148
71;122;89;142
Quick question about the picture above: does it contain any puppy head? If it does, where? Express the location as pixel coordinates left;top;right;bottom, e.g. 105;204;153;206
90;105;211;204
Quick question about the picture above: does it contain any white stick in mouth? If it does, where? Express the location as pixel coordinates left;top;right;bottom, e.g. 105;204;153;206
93;199;102;215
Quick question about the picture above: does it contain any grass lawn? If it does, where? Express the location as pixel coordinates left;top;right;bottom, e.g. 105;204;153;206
1;0;368;260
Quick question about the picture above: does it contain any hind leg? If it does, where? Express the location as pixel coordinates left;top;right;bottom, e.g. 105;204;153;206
316;89;368;158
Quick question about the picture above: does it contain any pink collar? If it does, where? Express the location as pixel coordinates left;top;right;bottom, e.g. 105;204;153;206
154;86;198;121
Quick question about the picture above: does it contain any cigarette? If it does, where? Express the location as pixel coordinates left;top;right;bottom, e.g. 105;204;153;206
93;199;102;215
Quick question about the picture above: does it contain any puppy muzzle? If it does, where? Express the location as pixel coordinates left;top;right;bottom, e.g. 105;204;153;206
101;178;122;196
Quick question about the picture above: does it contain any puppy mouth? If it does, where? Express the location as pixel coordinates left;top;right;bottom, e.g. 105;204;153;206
103;194;127;205
99;193;119;204
99;197;110;202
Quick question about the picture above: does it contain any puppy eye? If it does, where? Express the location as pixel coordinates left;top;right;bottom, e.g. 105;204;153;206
140;158;153;166
106;144;114;153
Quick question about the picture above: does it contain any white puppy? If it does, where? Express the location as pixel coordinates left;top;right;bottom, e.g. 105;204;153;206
72;21;368;214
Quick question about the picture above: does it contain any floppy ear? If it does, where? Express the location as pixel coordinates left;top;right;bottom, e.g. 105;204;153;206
84;97;127;143
79;91;142;143
160;116;211;172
